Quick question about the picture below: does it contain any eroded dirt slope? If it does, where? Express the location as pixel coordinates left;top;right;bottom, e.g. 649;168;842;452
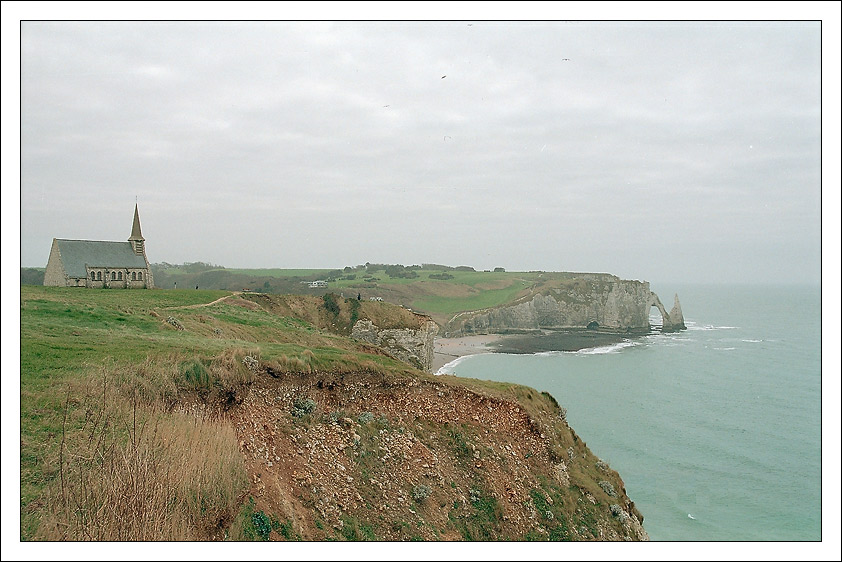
205;369;648;541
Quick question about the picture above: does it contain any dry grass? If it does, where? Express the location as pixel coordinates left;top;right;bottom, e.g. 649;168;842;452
264;349;316;375
35;367;249;541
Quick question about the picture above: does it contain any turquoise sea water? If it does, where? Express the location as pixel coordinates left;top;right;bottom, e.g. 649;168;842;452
439;284;822;541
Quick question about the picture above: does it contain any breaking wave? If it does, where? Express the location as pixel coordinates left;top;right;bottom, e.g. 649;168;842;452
686;320;739;331
530;340;640;356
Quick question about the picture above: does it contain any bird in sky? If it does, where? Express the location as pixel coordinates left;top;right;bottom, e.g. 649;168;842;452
441;75;446;79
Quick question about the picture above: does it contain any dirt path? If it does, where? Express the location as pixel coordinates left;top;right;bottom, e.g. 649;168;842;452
160;292;242;310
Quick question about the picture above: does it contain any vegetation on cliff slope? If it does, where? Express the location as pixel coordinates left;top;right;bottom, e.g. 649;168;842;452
20;285;646;541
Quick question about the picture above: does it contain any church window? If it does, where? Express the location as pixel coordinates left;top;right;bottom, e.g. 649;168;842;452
111;271;116;281
91;271;96;280
97;271;102;281
118;271;123;280
138;272;143;281
132;272;136;280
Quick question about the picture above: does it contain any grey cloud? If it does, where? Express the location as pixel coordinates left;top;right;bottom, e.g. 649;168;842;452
19;21;822;284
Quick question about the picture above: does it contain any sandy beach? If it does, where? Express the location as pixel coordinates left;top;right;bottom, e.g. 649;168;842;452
432;334;504;372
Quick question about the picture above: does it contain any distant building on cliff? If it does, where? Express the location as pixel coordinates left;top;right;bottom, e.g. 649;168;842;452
44;204;154;289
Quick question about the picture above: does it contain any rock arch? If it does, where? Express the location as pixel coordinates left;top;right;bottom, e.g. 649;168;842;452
648;292;686;332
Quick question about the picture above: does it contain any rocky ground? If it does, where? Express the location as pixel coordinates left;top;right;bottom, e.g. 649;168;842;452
208;368;648;541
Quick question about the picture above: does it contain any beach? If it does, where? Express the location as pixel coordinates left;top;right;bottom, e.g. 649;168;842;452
432;334;504;372
432;330;635;372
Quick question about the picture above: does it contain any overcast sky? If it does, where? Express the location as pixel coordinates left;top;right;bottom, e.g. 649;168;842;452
15;19;827;284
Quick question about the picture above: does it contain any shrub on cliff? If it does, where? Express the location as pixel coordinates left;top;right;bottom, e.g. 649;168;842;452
610;504;629;522
599;480;617;497
322;293;340;316
412;484;432;502
349;297;360;325
292;398;316;418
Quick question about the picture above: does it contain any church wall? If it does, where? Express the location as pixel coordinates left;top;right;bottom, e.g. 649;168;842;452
47;263;151;289
84;267;150;289
125;269;150;288
44;241;68;287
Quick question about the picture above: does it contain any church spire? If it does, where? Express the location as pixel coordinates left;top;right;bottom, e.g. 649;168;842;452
129;204;145;255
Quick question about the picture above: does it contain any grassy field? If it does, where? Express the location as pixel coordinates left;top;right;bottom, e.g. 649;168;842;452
410;276;534;317
281;269;548;324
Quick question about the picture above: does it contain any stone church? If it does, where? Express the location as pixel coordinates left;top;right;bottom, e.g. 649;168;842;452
44;204;154;289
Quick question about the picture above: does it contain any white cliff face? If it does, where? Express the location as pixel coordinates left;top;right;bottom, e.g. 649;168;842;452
352;318;438;372
666;293;686;331
602;281;653;329
450;279;684;334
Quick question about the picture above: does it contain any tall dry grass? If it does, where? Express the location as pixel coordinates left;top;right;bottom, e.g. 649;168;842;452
111;347;261;401
37;360;249;541
264;350;315;374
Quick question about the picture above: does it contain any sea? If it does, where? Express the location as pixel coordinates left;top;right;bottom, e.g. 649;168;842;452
437;284;824;541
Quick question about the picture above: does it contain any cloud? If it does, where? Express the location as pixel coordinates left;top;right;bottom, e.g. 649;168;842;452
18;21;823;283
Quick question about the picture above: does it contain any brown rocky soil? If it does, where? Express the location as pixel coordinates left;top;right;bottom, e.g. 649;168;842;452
209;368;648;541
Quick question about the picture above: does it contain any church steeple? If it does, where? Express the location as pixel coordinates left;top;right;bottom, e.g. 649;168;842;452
128;204;145;255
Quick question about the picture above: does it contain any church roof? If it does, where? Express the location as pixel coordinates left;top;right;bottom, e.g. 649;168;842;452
55;239;148;278
129;204;144;240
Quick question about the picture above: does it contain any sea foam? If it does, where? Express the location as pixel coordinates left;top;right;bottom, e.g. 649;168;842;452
575;340;638;355
435;354;472;375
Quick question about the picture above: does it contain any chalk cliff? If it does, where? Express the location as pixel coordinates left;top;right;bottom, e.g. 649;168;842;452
448;276;685;335
648;292;686;332
668;294;686;332
351;317;438;372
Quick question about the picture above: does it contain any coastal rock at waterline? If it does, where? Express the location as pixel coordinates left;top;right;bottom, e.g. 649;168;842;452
667;293;686;332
